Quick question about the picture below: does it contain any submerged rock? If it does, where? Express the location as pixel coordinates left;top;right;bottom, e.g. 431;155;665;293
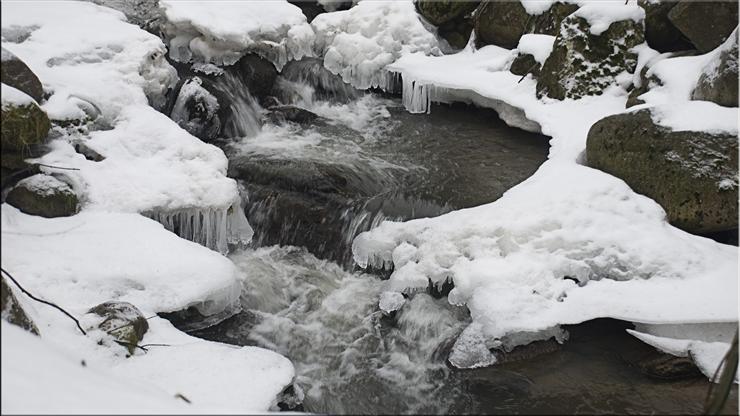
587;109;738;234
87;301;149;355
1;275;39;335
1;47;44;102
6;174;79;218
668;1;739;53
691;31;738;108
636;351;703;380
265;105;324;126
537;14;644;100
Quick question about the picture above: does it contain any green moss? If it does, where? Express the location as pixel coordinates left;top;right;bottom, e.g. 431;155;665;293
1;103;51;152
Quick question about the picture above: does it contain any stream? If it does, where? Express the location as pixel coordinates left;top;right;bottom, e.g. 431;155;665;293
169;60;737;414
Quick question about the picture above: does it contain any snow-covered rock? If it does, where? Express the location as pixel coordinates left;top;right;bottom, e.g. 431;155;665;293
692;29;738;108
160;0;314;70
5;174;79;218
1;46;43;102
312;0;441;90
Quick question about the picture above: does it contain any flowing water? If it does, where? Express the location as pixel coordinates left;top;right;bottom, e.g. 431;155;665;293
176;60;737;414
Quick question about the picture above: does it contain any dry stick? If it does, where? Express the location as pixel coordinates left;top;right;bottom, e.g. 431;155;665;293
1;267;87;335
36;163;80;171
518;62;540;84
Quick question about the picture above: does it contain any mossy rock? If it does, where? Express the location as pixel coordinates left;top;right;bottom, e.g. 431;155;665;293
5;174;79;218
87;301;149;355
1;102;51;152
692;31;738;108
1;275;39;335
416;0;479;26
474;0;530;49
437;16;474;50
587;109;738;234
1;47;44;102
528;2;579;36
638;0;693;52
668;1;739;53
537;15;644;100
510;53;540;77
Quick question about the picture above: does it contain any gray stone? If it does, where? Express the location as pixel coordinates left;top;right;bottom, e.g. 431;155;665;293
87;301;149;355
474;1;529;49
6;174;79;218
691;31;738;108
417;0;479;26
537;15;644;100
510;53;540;77
668;1;739;53
639;0;692;52
1;276;39;335
1;47;44;102
587;109;738;234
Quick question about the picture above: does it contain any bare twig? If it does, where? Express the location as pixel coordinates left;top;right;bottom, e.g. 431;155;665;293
1;267;86;335
36;163;80;171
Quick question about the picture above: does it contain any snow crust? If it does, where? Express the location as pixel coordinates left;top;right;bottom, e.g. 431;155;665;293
14;174;73;197
516;34;556;64
312;0;441;89
160;0;314;70
573;1;645;36
1;82;35;108
638;30;739;135
356;16;738;371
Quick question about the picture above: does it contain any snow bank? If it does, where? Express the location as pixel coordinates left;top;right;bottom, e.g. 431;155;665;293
312;0;441;89
355;3;737;371
2;1;252;252
637;32;739;135
573;1;645;36
516;34;556;65
1;83;35;108
160;0;314;70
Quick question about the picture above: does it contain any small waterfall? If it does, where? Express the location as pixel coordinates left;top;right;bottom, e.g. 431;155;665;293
276;57;360;105
206;70;263;138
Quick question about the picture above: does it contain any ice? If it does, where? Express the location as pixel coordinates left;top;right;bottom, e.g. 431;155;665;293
516;34;556;64
448;323;497;369
379;291;406;314
312;0;441;90
160;0;314;70
170;76;220;136
1;82;35;108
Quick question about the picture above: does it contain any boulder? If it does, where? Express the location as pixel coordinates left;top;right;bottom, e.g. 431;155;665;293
528;2;579;36
510;53;540;77
474;1;530;49
417;0;479;26
1;47;44;102
668;1;739;53
587;110;738;234
537;15;644;100
234;54;279;98
265;105;324;126
437;16;475;50
1;276;39;335
1;99;51;153
87;301;149;355
638;0;692;52
691;31;738;108
6;174;79;218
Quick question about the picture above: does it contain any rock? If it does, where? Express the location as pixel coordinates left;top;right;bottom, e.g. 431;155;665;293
537;15;644;100
510;53;540;77
636;351;703;380
474;1;529;49
587;110;738;234
276;384;304;412
437;16;475;50
265;105;324;126
1;276;39;335
529;2;579;36
691;31;738;108
417;0;478;26
169;76;221;141
1;100;51;153
1;47;44;102
6;174;79;218
234;54;278;98
638;0;692;52
89;0;164;35
87;301;149;355
668;1;739;53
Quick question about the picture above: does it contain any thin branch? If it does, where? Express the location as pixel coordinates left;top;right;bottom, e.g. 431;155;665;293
1;267;86;335
140;343;171;348
36;163;80;171
104;315;158;335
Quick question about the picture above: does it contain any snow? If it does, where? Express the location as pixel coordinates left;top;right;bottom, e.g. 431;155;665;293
636;31;739;135
1;82;35;109
355;6;738;372
160;0;314;70
573;1;645;36
312;0;441;90
516;34;556;64
13;174;73;197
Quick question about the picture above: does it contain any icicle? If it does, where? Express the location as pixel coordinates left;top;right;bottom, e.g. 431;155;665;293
145;197;253;255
